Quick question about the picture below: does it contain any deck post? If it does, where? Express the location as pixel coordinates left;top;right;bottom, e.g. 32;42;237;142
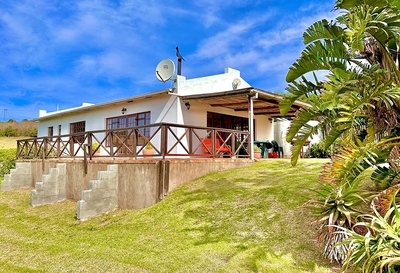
211;129;216;157
248;93;256;160
161;124;167;159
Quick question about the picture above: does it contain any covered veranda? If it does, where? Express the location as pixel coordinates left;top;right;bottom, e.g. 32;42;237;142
181;87;308;159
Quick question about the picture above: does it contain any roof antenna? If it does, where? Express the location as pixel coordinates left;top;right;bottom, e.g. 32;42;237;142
175;46;185;76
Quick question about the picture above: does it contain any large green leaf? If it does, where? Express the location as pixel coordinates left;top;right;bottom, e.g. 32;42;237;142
371;166;400;190
286;39;348;82
286;109;321;166
280;76;321;115
335;0;389;10
303;19;345;44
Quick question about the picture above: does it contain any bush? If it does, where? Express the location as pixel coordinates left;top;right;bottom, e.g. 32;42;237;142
309;141;329;158
0;148;16;177
341;204;400;272
0;121;37;137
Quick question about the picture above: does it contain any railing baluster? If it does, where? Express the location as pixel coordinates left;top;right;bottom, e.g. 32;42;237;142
15;123;251;159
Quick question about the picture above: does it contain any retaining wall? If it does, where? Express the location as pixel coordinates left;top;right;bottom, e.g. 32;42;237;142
3;158;254;219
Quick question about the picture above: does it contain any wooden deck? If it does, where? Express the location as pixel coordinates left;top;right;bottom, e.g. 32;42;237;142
16;122;251;160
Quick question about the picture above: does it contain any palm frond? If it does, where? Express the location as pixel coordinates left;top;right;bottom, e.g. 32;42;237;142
280;76;322;116
335;0;390;11
286;39;348;82
303;19;345;44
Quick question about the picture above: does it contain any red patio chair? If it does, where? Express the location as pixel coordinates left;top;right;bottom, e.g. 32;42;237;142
201;138;231;155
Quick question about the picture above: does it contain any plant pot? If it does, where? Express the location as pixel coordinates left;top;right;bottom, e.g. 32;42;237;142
254;151;261;159
143;149;155;156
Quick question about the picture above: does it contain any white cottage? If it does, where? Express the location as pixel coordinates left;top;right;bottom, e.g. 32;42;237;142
6;67;310;220
33;67;307;160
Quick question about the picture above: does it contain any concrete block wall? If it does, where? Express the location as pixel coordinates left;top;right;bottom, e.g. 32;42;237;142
77;165;118;221
1;162;32;192
168;159;254;191
118;161;160;210
30;163;67;207
9;159;254;220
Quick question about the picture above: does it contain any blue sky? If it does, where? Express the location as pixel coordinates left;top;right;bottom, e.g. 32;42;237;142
0;0;337;121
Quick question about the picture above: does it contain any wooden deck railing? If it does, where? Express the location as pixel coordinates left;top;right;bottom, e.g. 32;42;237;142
16;123;251;160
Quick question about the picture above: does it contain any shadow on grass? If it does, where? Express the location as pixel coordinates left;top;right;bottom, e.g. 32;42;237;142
173;160;334;272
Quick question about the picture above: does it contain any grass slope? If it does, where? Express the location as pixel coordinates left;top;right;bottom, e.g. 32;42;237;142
0;159;338;272
0;137;23;149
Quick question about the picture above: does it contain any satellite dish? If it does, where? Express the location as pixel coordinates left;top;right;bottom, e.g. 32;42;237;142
155;59;175;83
232;78;241;90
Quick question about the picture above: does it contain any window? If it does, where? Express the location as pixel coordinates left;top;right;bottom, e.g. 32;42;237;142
48;126;53;140
207;112;252;131
70;121;86;143
106;111;151;145
207;112;254;140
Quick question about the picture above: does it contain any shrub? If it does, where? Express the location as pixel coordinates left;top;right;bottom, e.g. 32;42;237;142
309;141;329;158
0;121;37;137
3;126;17;137
0;148;16;177
341;206;400;272
305;182;368;263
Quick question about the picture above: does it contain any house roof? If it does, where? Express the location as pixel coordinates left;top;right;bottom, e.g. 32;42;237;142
37;86;308;121
181;87;308;118
37;89;170;121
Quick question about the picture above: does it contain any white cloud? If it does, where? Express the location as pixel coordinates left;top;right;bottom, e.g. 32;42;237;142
193;0;259;27
192;13;274;59
74;50;138;80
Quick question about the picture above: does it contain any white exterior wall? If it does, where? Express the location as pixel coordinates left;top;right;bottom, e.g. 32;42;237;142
274;120;292;158
37;67;277;156
38;94;171;137
38;94;174;156
274;120;323;158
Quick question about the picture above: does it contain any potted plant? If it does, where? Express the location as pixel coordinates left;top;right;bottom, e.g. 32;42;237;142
92;142;100;155
143;142;155;156
253;145;261;159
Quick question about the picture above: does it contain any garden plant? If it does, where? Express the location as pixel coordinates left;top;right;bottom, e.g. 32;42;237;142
282;0;400;271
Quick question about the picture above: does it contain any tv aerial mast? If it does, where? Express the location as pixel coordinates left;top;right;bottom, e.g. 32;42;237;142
175;46;185;76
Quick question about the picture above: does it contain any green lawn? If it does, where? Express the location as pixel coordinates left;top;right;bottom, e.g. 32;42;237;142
0;159;339;272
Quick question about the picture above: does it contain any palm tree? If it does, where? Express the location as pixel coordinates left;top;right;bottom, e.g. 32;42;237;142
282;0;400;165
281;0;400;267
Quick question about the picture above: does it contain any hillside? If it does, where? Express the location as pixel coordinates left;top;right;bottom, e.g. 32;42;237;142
0;120;37;138
0;159;338;272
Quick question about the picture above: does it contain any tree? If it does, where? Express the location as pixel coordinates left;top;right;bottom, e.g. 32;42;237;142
282;0;400;165
281;0;400;269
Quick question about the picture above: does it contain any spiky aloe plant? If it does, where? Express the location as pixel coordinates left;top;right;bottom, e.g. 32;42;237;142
306;182;367;263
339;185;400;272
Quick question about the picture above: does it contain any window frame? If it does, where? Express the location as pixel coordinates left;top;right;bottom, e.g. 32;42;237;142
106;111;151;146
48;126;54;140
70;121;86;143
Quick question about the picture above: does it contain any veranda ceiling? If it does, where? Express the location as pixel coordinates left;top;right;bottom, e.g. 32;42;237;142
181;88;308;118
